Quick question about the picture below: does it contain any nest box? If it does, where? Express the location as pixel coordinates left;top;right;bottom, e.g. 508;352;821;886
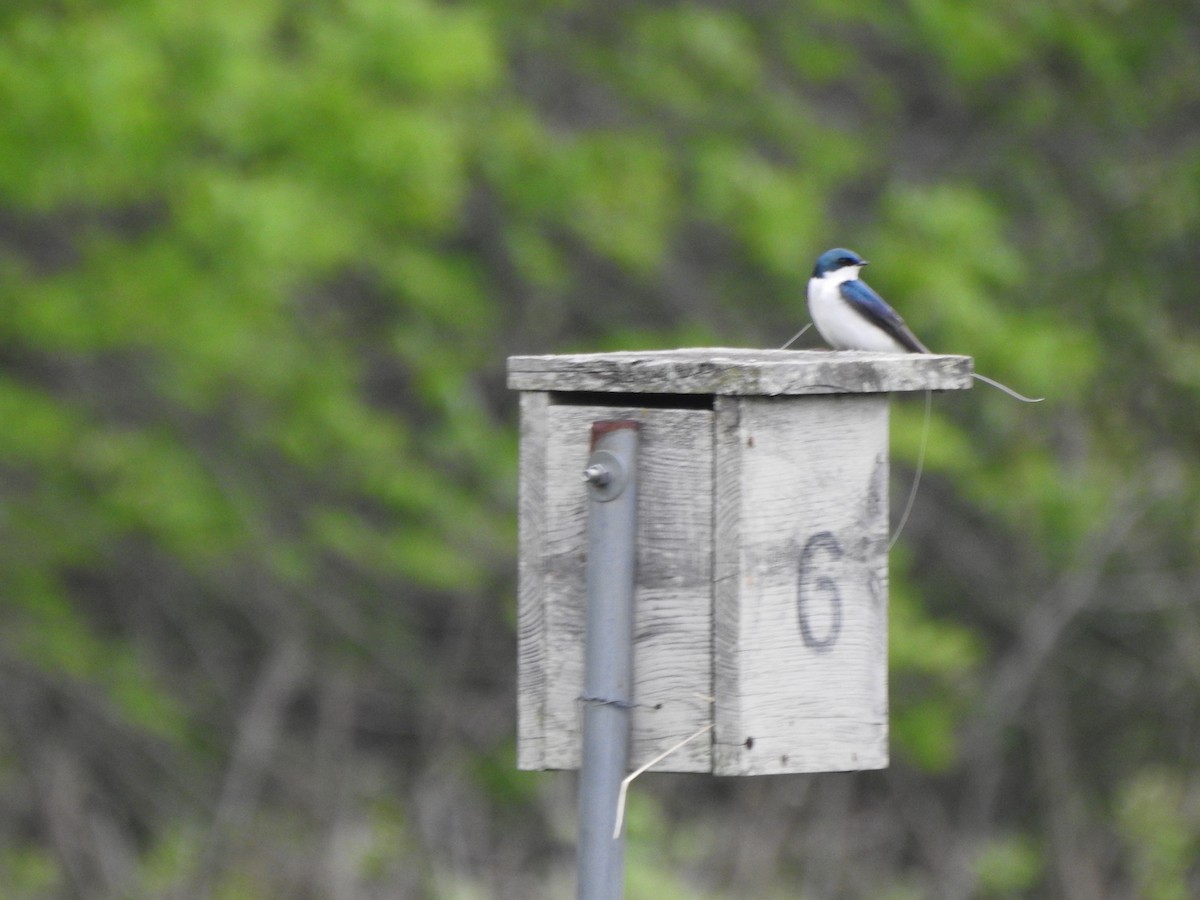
508;349;972;776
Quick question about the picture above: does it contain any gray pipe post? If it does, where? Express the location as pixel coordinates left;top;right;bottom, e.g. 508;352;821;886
577;420;640;900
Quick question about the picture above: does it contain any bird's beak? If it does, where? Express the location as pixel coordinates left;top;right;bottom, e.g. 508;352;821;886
860;260;870;267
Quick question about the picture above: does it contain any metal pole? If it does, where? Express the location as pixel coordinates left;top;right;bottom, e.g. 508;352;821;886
577;420;640;900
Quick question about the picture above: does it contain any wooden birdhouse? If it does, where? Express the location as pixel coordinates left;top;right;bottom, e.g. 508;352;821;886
508;349;972;776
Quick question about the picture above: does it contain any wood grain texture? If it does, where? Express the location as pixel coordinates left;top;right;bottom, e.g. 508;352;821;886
713;395;890;775
515;352;907;775
516;392;550;769
519;401;714;772
508;348;972;396
712;397;745;771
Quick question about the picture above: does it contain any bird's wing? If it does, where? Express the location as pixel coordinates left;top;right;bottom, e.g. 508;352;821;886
839;279;930;353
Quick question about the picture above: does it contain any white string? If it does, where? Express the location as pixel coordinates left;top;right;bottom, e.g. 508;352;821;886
779;323;811;350
971;372;1043;403
887;367;1039;549
888;389;931;552
613;722;715;839
774;326;1039;545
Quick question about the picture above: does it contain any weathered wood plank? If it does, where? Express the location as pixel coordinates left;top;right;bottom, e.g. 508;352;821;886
713;395;890;775
516;392;550;770
526;402;714;772
712;397;744;771
508;348;972;396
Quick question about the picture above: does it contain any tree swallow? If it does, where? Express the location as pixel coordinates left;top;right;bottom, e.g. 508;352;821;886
806;248;929;353
803;247;1042;402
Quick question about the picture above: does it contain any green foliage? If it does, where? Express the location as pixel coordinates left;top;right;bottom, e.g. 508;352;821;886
556;132;680;272
0;843;61;896
889;554;982;771
2;0;1200;896
694;142;827;275
1116;769;1200;900
472;742;539;810
972;832;1043;896
625;792;717;900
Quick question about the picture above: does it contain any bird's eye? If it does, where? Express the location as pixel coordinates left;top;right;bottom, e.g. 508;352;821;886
839;257;857;267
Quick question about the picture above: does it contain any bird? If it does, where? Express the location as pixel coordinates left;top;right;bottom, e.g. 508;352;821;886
802;247;1042;402
806;247;929;353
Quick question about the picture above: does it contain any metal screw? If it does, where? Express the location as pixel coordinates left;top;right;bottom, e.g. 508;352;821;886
582;464;612;486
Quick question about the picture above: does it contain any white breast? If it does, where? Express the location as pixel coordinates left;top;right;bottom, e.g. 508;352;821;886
806;276;908;353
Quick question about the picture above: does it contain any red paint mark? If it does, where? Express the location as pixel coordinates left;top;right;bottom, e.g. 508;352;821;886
590;419;640;450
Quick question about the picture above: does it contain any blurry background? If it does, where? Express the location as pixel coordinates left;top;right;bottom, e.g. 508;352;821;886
1;0;1199;897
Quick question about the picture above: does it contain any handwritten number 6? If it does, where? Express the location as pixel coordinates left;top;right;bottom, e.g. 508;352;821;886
797;531;843;652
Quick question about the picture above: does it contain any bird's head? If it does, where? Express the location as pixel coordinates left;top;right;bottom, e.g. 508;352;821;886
812;248;868;280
